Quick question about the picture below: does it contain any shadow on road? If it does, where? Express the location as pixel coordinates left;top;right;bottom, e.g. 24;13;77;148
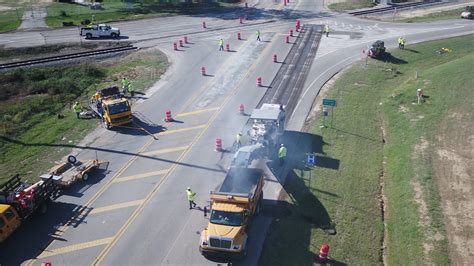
0;201;83;265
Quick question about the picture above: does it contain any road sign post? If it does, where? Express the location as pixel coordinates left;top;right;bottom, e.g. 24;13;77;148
322;99;336;128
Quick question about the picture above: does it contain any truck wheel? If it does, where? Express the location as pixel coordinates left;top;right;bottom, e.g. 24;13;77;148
111;33;118;38
67;155;77;164
103;121;111;129
82;173;89;181
86;33;92;39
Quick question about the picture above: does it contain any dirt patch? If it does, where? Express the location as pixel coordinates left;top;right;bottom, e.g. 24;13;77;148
434;111;474;265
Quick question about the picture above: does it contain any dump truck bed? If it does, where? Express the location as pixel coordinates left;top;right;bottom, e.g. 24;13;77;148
217;168;263;198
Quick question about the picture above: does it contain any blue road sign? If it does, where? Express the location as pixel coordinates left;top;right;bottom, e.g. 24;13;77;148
307;154;316;167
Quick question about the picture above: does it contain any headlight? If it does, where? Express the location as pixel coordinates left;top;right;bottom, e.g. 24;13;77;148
233;244;241;250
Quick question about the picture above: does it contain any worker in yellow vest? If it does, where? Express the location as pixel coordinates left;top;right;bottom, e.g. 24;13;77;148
235;132;242;149
278;143;287;166
219;39;224;51
73;102;82;119
128;83;135;97
122;77;130;94
324;24;330;37
186;187;197;209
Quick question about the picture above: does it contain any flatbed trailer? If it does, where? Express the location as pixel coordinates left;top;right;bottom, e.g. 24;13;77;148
40;155;109;188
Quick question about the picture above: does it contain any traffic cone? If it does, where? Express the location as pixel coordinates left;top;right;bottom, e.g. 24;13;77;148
215;138;223;152
201;67;206;76
256;77;262;87
239;104;245;115
164;110;173;122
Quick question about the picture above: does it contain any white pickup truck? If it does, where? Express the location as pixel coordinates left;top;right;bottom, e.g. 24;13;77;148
80;24;120;39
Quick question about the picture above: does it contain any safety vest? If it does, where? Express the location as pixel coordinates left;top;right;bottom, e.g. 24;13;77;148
324;25;329;32
236;134;241;143
219;39;224;46
128;83;134;92
122;78;130;87
278;146;287;158
256;30;260;36
73;103;81;113
186;190;196;201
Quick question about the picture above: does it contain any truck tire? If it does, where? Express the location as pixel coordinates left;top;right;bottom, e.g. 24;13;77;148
39;203;48;214
111;32;118;38
67;155;77;164
103;120;111;129
86;33;92;39
82;173;89;181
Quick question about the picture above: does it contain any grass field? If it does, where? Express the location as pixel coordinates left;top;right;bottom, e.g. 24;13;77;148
0;0;24;33
396;8;464;23
260;35;474;265
46;0;221;28
0;47;168;184
328;0;375;12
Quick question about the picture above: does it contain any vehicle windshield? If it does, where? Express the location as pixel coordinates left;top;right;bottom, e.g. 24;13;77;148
108;101;130;115
210;210;243;226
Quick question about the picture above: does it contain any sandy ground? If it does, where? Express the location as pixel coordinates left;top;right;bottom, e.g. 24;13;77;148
434;111;474;265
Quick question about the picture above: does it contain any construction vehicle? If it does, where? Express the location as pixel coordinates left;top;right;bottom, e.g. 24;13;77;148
248;104;285;154
200;167;264;259
40;155;109;188
368;40;386;58
0;175;56;243
461;6;474;19
89;86;133;129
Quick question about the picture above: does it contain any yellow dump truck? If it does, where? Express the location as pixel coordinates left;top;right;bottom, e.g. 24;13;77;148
200;167;264;259
89;86;132;129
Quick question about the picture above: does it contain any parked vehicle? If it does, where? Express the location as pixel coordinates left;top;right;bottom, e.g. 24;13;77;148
461;6;474;19
0;175;56;243
200;167;264;259
368;40;386;58
89;86;133;129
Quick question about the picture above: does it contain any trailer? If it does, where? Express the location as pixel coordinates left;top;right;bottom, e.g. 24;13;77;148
40;155;109;188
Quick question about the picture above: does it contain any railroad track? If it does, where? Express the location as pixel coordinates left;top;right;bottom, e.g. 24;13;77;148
349;1;444;16
0;45;138;70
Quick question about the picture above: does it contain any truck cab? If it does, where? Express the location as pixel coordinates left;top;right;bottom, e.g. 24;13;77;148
200;168;264;259
90;86;132;129
0;204;21;243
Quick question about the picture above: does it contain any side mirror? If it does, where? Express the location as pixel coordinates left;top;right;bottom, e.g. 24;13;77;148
243;209;250;217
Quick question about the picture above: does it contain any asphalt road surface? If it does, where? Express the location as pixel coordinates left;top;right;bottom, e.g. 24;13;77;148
0;0;473;265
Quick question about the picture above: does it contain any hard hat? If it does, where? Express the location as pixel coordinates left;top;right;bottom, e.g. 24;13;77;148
75;101;78;104
187;187;191;190
281;143;284;146
238;132;242;135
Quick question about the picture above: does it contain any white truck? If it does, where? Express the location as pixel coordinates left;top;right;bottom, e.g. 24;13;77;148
80;24;120;39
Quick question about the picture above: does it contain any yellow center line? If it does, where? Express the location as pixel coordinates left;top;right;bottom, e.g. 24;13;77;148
36;237;114;259
175;107;220;118
113;169;170;183
157;124;206;136
94;34;278;265
141;146;188;156
89;200;145;215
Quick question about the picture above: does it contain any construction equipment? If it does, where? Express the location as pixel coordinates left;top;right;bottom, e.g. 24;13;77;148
461;6;474;19
367;40;386;58
230;144;264;169
0;175;56;243
200;167;264;259
40;155;109;188
248;104;285;153
89;86;133;129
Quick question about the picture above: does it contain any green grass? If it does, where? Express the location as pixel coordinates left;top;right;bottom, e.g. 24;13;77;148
398;8;464;23
328;0;375;12
45;0;222;28
0;47;168;183
0;8;22;32
260;35;474;265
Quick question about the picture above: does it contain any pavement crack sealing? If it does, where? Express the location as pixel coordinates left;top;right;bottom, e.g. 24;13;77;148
260;24;322;119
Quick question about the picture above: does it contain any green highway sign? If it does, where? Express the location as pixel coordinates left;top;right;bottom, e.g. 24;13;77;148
323;99;337;107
